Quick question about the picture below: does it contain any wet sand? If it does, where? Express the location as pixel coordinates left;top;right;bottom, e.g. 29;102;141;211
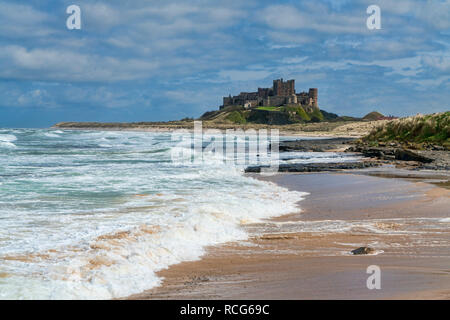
128;169;450;300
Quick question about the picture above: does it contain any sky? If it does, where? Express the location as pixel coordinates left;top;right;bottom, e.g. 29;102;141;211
0;0;449;128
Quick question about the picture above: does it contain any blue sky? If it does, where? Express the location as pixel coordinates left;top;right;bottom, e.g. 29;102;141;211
0;0;449;127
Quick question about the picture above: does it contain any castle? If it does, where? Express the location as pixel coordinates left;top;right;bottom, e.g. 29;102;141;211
222;79;318;111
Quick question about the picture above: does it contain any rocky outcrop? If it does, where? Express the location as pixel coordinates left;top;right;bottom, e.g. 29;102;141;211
245;161;380;173
277;138;356;152
394;149;433;163
347;143;449;170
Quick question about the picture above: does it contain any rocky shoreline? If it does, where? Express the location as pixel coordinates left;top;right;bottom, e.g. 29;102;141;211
249;137;450;173
245;161;381;173
276;138;355;152
347;142;450;171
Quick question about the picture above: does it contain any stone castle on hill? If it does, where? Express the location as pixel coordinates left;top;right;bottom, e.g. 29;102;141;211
222;79;318;111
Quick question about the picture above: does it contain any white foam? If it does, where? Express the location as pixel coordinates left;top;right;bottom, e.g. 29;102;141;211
0;134;17;142
0;178;303;299
0;141;16;148
0;134;17;148
44;132;59;138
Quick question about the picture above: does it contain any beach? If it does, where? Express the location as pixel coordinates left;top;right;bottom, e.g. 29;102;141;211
52;119;385;138
129;168;450;300
1;128;448;299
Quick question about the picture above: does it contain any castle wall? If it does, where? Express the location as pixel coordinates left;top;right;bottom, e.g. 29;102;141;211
264;96;287;107
258;88;271;98
286;94;298;104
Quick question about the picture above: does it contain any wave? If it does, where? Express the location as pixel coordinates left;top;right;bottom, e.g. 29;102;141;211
44;133;60;138
0;134;18;148
0;134;17;142
0;178;305;299
0;142;16;149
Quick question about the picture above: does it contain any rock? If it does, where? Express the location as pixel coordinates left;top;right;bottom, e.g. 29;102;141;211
351;247;375;255
431;145;445;151
347;141;448;170
389;142;398;147
245;161;380;173
394;149;434;163
363;148;385;157
276;138;356;153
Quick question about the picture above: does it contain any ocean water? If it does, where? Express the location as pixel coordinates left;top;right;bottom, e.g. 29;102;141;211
0;128;357;299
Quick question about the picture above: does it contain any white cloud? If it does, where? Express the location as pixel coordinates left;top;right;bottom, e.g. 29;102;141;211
372;0;450;30
16;89;55;108
0;46;159;82
260;4;367;34
421;53;450;72
81;3;123;31
0;2;56;37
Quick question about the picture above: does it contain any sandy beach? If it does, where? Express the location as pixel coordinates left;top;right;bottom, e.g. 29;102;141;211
53;119;385;138
128;168;450;300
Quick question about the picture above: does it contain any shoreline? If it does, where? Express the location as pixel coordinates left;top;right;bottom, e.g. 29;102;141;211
127;168;450;300
51;119;386;138
50;126;360;138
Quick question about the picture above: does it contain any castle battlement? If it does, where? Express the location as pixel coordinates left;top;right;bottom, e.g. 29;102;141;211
222;79;318;110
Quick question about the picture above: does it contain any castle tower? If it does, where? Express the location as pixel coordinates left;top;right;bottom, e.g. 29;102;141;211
273;79;282;96
287;79;295;95
308;88;318;107
273;79;296;96
223;94;233;107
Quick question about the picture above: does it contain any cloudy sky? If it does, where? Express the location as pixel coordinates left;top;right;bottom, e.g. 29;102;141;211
0;0;449;127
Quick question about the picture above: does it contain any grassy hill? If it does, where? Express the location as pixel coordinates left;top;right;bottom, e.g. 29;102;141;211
53;105;397;138
363;111;385;121
363;112;450;149
199;105;357;125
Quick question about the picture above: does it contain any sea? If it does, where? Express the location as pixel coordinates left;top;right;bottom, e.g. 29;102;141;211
0;128;361;299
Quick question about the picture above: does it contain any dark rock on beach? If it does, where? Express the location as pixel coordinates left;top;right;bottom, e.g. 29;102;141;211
276;138;356;152
347;143;450;170
394;149;433;163
265;136;449;172
351;247;375;255
245;161;380;173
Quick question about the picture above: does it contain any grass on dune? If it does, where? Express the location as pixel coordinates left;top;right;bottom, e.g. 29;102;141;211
363;112;450;148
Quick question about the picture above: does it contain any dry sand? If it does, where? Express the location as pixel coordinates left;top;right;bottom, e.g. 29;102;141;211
128;169;450;300
54;119;386;138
